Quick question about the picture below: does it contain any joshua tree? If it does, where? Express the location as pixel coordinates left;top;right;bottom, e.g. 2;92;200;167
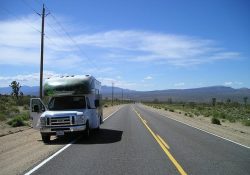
212;97;216;107
153;98;159;103
9;81;22;100
168;98;172;104
243;96;248;106
226;98;231;104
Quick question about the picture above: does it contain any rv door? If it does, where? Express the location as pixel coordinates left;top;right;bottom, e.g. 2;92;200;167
30;98;46;130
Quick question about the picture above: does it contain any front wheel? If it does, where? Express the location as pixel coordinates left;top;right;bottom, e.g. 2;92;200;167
41;134;50;143
84;122;90;137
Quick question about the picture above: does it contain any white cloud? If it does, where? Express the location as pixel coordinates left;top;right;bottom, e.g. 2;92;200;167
0;15;241;68
0;15;80;68
144;76;153;80
0;71;62;87
224;81;243;87
74;30;241;66
174;82;185;87
235;81;243;85
97;77;137;89
224;82;233;86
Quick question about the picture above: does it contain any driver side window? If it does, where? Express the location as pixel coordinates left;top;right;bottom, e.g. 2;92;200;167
31;99;45;112
86;97;91;109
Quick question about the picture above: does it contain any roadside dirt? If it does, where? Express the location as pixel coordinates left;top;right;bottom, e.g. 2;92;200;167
0;105;122;175
140;104;250;147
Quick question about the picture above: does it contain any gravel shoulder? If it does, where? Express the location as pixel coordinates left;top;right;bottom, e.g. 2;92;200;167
0;105;122;175
139;104;250;147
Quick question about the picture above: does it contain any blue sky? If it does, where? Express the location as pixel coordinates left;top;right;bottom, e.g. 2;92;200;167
0;0;249;90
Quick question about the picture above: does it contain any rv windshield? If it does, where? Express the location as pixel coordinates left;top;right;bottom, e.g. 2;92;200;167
48;96;86;110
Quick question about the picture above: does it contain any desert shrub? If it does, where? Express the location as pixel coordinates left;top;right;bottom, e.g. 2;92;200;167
219;112;227;119
245;109;250;114
184;113;188;116
242;120;250;126
7;112;29;127
228;118;236;123
169;109;174;112
203;110;211;117
23;105;29;110
188;113;194;117
8;116;25;127
0;113;6;121
179;112;181;114
164;108;168;111
211;117;221;125
212;110;220;118
6;106;19;114
194;111;200;116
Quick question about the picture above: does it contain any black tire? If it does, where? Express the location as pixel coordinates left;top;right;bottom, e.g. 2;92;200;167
85;121;90;137
41;134;50;143
100;115;104;124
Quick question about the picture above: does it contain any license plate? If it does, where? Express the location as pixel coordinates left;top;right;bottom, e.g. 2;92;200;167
56;130;64;136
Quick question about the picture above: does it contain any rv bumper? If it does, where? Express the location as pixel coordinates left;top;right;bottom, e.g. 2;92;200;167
40;124;86;134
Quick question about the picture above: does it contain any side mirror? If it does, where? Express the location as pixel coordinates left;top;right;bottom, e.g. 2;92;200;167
95;100;100;107
33;105;40;113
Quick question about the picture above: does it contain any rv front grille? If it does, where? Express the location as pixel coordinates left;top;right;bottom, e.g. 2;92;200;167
50;116;71;126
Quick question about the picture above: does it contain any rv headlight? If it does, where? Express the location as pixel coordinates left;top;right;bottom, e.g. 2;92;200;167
76;115;85;124
40;117;46;126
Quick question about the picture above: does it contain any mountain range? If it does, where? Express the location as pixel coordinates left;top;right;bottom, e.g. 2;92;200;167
1;85;249;103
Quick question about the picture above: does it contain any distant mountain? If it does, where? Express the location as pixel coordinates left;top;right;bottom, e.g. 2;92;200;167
137;86;250;103
1;85;249;103
103;86;250;103
101;85;134;95
0;86;39;96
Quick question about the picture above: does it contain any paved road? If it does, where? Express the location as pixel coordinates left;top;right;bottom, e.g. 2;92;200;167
28;104;250;175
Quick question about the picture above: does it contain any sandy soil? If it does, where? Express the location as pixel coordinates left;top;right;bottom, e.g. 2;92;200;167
140;104;250;147
0;105;122;175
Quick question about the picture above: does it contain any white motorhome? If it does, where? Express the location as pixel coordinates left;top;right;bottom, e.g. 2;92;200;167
30;75;103;143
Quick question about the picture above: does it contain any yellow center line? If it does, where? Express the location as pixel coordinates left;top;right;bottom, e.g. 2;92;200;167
132;107;187;175
156;134;170;150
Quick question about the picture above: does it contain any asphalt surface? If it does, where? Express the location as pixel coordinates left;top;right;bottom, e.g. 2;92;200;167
28;104;250;175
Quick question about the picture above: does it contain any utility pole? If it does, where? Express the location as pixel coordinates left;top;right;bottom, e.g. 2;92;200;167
112;82;114;106
122;89;123;104
39;4;45;99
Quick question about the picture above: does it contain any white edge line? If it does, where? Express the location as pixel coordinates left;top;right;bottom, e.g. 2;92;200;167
24;139;77;175
142;106;250;149
25;106;123;175
103;106;122;121
161;113;250;149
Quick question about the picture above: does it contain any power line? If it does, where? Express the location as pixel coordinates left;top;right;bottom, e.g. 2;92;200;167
0;6;41;34
21;0;40;15
43;4;102;74
44;34;62;49
19;0;58;51
44;18;99;71
51;13;100;69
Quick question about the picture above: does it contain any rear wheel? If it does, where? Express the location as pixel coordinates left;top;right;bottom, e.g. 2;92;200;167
41;134;50;143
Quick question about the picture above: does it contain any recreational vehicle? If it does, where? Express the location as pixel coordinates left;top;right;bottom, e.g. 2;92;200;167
30;75;103;143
